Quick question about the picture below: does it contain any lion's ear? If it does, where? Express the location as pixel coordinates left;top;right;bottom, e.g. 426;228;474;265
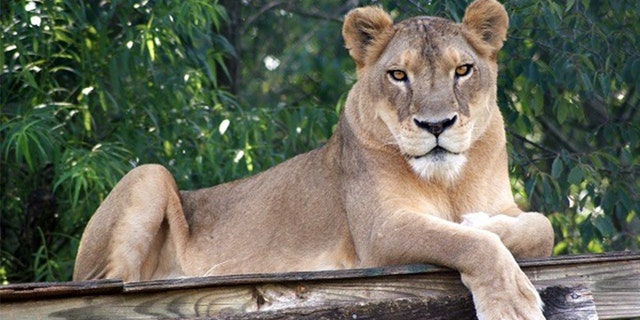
342;6;393;69
462;0;508;53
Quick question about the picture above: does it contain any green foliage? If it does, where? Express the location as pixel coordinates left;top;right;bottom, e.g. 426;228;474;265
1;0;638;283
1;0;339;283
498;0;640;254
1;0;235;282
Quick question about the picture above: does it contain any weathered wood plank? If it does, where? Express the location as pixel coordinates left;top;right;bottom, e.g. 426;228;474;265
211;285;596;320
541;285;598;320
1;252;638;319
0;285;596;320
0;279;123;301
215;295;478;320
522;253;640;319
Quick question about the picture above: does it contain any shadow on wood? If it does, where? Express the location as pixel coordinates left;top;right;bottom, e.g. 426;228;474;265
541;285;597;320
213;285;596;320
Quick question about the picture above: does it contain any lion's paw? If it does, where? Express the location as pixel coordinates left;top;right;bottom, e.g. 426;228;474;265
460;212;492;227
463;256;544;320
474;279;544;320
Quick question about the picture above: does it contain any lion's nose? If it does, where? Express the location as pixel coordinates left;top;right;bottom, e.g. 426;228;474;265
414;115;457;137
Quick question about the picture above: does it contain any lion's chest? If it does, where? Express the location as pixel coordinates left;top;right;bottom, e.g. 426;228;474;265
379;173;493;223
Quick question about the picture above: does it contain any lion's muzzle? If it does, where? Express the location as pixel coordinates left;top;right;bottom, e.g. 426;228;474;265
413;114;458;137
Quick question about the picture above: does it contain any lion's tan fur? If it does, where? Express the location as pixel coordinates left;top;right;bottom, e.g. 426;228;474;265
74;1;553;318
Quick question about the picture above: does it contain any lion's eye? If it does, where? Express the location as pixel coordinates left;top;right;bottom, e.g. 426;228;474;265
454;64;473;78
388;70;408;82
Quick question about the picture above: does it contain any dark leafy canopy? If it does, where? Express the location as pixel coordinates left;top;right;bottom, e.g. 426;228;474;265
1;0;638;283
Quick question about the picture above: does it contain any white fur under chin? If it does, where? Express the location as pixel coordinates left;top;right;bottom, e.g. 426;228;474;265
409;153;467;182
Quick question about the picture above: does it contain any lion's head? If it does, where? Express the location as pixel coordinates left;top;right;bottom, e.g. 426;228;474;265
342;0;508;182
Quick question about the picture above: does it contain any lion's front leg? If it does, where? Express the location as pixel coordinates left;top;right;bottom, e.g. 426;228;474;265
461;210;554;258
354;211;545;320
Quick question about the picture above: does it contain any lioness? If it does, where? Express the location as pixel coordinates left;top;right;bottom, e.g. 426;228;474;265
74;0;554;318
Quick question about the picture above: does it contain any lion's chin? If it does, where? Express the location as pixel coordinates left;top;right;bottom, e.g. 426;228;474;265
408;150;467;182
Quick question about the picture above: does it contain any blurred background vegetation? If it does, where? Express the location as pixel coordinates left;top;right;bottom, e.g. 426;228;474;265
1;0;638;283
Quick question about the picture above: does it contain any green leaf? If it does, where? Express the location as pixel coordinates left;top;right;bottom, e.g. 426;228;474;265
551;157;563;178
146;38;155;61
592;215;615;238
565;0;576;13
532;87;544;116
568;166;584;185
556;99;569;124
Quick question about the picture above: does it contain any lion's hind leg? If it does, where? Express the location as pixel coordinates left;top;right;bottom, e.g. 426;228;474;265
73;164;189;282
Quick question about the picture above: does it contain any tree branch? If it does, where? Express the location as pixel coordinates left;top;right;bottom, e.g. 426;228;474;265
506;128;559;157
280;4;347;23
243;0;287;34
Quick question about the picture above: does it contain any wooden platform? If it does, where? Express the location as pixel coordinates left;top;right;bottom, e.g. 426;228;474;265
1;252;639;319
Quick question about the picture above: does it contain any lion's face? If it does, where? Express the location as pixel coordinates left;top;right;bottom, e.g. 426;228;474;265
371;18;499;181
343;4;507;182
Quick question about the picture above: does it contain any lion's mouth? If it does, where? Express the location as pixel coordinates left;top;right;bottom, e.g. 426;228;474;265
413;146;459;160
